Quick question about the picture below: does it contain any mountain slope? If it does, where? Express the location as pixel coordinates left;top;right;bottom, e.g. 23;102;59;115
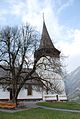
64;66;80;101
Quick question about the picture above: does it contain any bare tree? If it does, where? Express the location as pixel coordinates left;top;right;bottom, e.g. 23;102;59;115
0;24;63;105
0;24;39;104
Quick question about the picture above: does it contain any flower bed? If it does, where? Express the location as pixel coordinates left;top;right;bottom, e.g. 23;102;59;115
0;102;16;109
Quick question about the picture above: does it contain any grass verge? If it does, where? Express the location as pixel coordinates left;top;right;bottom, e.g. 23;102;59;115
0;108;80;119
38;101;80;110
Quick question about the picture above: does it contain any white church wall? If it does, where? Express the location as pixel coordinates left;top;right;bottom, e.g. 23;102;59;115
0;86;67;101
0;56;67;100
36;57;66;95
0;88;9;99
18;87;43;99
0;88;43;100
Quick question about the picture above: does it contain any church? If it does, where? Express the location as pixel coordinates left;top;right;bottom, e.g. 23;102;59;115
0;20;67;101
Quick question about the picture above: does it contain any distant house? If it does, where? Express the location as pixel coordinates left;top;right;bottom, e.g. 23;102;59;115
0;20;67;101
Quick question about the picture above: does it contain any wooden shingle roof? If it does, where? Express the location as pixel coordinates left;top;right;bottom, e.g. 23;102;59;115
39;21;54;49
34;21;61;61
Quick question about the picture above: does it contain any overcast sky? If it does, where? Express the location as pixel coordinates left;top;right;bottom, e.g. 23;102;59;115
0;0;80;73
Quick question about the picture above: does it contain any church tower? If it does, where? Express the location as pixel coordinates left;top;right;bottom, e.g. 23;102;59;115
34;20;60;62
34;19;62;95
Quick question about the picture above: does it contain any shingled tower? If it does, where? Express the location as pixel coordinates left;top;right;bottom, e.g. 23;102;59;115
34;20;60;62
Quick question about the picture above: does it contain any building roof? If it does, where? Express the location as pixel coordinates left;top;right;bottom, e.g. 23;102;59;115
39;21;54;49
0;67;43;86
34;21;61;61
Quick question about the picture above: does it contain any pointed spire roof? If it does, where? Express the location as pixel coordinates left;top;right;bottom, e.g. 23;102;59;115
39;21;54;49
34;19;61;62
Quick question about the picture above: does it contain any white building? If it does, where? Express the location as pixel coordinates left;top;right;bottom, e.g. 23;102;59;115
0;20;67;101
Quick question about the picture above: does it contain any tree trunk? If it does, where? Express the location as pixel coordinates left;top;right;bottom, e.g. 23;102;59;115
9;83;18;107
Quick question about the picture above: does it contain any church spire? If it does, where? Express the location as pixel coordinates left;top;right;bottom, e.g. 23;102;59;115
43;13;45;23
39;19;54;49
34;17;61;62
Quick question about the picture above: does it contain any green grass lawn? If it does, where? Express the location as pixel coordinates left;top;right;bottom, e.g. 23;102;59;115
38;102;80;110
0;102;80;119
0;108;80;119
